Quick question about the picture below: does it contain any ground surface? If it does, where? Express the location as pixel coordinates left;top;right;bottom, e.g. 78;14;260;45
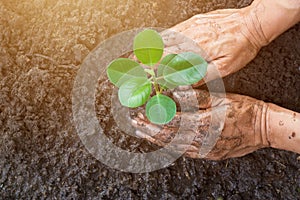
0;0;299;199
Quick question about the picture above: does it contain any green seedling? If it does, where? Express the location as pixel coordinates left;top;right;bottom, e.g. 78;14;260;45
106;29;207;124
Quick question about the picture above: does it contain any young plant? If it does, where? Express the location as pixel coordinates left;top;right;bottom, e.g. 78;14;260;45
106;29;207;125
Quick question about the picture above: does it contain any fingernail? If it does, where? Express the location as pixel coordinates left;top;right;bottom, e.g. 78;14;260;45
137;112;144;120
178;86;191;91
135;130;146;139
131;119;138;126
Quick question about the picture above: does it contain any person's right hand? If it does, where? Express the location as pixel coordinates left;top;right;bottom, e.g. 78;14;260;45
160;5;269;86
131;88;300;159
132;89;271;160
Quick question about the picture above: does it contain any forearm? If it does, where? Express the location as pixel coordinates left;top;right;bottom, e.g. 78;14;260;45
250;0;300;44
266;103;300;154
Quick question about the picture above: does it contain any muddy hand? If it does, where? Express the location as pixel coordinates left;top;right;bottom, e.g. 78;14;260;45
162;0;300;87
160;6;269;87
132;90;300;160
132;90;270;160
129;6;267;74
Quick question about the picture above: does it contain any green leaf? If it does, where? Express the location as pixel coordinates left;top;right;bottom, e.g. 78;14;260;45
157;54;177;89
107;58;146;87
146;94;176;125
133;29;164;66
162;52;207;86
118;77;151;108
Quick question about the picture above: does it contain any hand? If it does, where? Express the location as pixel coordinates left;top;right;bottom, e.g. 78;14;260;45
160;6;269;86
131;89;270;160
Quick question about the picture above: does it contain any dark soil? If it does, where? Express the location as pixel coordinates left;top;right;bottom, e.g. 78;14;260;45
0;0;299;199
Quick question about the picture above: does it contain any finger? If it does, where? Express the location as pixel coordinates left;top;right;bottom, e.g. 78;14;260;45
153;127;179;144
164;39;203;56
161;29;186;47
194;90;212;109
172;87;200;112
131;117;163;137
197;91;229;108
173;88;209;110
184;151;201;159
163;144;199;157
193;61;225;87
131;114;181;145
168;10;235;34
193;49;243;87
184;132;228;160
176;85;191;91
161;28;205;56
173;88;228;109
185;148;222;160
133;123;177;146
173;144;199;153
135;130;166;147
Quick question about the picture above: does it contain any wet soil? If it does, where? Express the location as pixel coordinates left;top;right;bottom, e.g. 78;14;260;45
0;0;299;199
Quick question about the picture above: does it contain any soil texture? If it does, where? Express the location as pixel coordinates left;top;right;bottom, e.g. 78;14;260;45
0;0;299;199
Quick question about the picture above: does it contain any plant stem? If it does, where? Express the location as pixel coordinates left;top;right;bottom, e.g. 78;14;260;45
152;76;160;94
149;67;161;95
159;87;163;93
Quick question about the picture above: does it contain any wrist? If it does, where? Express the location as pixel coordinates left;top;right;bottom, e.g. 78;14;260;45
266;103;300;154
249;0;300;43
254;101;270;147
239;5;269;50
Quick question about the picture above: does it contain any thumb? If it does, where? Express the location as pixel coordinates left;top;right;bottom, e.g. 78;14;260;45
173;88;229;110
193;61;226;87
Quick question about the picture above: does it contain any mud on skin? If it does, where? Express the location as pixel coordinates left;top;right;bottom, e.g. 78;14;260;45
0;0;300;199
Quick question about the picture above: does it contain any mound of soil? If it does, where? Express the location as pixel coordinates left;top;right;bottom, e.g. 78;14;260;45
0;0;299;199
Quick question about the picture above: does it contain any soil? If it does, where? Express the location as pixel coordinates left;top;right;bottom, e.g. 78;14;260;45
0;0;299;199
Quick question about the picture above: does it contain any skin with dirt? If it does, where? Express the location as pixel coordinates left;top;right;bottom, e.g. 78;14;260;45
0;0;299;199
129;89;271;160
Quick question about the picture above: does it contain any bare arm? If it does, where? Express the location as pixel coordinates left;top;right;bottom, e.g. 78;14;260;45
132;90;300;160
249;0;300;43
130;1;300;159
240;0;300;153
266;104;300;154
